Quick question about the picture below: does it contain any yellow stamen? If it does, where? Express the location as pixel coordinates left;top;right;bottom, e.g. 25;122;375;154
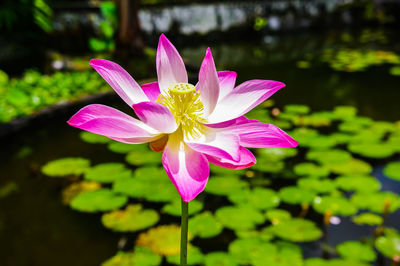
157;83;206;139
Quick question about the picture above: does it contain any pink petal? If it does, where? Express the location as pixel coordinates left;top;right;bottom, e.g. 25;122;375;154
233;120;298;148
163;134;209;202
197;48;220;117
207;80;285;123
156;34;188;92
207;147;256;170
133;101;178;133
217;71;237;100
67;104;159;144
141;82;160;102
90;59;148;106
185;128;241;162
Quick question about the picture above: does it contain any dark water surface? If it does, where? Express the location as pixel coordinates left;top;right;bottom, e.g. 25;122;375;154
1;30;400;265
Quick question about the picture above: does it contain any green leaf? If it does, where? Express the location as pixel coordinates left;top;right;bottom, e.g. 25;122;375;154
162;199;203;217
298;178;336;194
306;149;352;164
102;204;159;232
215;206;265;231
102;247;162;266
189;211;223;238
70;189;128;213
228;238;276;265
253;157;285;173
228;187;280;210
166;246;204;265
125;150;160;165
294;163;330;178
205;176;249;196
108;142;147;154
348;142;395;159
204;252;239;266
305;258;370;266
270;218;322;242
351;192;400;214
258;147;298;160
279;186;316;205
352;213;383;226
42;157;90;177
313;196;357;216
325;159;372;175
80;131;111;144
337;241;376;262
84;163;132;183
61;181;101;204
375;234;400;260
284;104;310;114
384;162;400;181
335;175;380;192
265;209;292;225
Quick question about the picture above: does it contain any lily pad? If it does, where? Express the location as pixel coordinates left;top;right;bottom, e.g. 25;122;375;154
205;176;248;196
162;199;203;217
313;196;357;216
80;131;111;144
301;135;339;150
209;164;244;176
189;211;223;238
306;149;352;164
84;163;132;183
102;247;162;266
228;238;276;265
335;175;380;192
279;186;316;205
62;181;101;204
351;192;400;213
298;178;336;194
333;106;357;120
70;189;128;213
265;209;292;225
228;187;280;210
215;206;265;231
253;156;285;173
325;159;372;175
384;162;400;181
204;252;239;266
304;258;370;266
349;130;383;144
352;213;383;226
102;204;159;232
375;234;400;260
284;104;310;114
136;225;193;256
125;150;160;165
329;133;353;144
348;142;395;159
258;147;298;160
294;163;330;178
42;157;90;177
270;218;322;242
108;142;147;154
236;227;275;241
337;241;376;262
166;246;204;265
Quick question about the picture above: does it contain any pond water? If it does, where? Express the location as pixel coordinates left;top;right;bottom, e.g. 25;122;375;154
1;29;400;266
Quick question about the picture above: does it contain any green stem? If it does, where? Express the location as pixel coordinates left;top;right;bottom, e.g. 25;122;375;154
180;199;189;266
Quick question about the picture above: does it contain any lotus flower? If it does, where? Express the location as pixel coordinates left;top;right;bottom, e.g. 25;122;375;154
68;34;298;202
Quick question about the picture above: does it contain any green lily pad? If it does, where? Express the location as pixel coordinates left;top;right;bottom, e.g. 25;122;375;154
298;178;336;194
205;176;249;196
265;209;292;225
333;106;357;120
287;128;319;146
101;204;159;232
108;142;147;153
284;104;310;114
162;199;203;217
215;206;265;231
204;252;239;266
125;150;160;165
279;186;316;205
80;131;111;144
113;176;178;202
294;163;330;178
338;116;372;132
300;135;339;150
42;157;90;177
136;225;193;256
313;196;357;216
349;130;383;144
335;175;380;192
228;187;280;210
260;241;303;266
189;211;223;238
390;65;400;76
166;246;204;265
384;162;400;181
62;181;101;204
370;121;396;134
253;156;285;173
375;234;400;260
133;167;167;180
304;258;370;266
325;159;372;175
329;133;353;144
236;227;275;241
84;163;133;183
258;147;298;160
209;164;244;176
270;218;322;242
351;192;400;213
348;142;395;159
102;247;162;266
228;238;276;265
306;149;352;164
337;241;376;262
352;213;383;226
70;189;128;213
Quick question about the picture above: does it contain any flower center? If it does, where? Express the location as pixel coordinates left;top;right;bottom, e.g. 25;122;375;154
157;83;206;139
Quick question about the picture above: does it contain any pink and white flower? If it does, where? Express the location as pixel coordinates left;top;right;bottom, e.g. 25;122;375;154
68;34;298;202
